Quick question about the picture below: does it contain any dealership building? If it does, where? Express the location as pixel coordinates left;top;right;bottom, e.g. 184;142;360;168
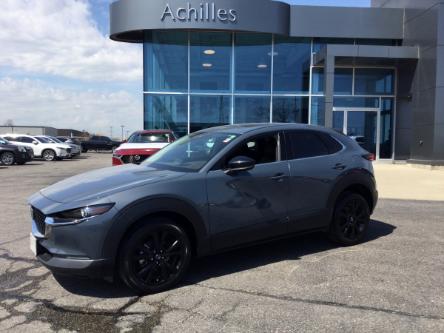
110;0;444;165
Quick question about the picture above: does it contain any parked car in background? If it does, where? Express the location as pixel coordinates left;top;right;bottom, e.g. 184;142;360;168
35;136;75;159
56;137;82;146
42;136;81;157
112;130;176;166
0;137;33;165
81;135;120;153
29;124;377;294
1;134;71;161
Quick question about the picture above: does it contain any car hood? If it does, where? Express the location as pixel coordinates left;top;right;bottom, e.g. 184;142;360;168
39;164;186;203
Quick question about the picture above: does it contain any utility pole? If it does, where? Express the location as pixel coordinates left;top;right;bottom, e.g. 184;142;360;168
120;125;125;141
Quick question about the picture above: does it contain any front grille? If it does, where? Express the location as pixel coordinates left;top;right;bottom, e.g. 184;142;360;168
32;207;46;235
121;155;150;165
66;148;72;154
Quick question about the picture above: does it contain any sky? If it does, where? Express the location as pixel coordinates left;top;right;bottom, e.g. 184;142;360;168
0;0;370;137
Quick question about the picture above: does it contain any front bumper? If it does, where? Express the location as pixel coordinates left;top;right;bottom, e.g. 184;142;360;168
30;204;117;279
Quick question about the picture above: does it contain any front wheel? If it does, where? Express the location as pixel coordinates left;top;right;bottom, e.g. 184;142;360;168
119;218;192;295
42;149;56;161
0;152;15;166
329;192;370;246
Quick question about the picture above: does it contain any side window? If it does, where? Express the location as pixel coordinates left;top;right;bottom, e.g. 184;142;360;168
318;133;343;154
225;133;279;166
19;137;34;143
286;131;329;160
4;136;15;141
91;136;99;141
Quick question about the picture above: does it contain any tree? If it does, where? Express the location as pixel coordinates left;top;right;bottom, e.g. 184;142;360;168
3;119;14;126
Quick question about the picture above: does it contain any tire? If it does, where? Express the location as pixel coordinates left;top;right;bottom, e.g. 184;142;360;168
0;152;15;166
329;192;370;246
119;218;192;295
42;149;56;161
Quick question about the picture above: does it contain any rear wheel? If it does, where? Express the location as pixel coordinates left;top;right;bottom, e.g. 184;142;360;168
329;192;370;246
119;218;192;295
42;149;56;161
0;152;15;166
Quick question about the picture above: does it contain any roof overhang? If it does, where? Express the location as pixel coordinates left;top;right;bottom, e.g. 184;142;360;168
314;44;419;66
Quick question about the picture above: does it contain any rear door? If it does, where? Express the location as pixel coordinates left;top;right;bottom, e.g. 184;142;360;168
284;130;345;232
206;131;291;250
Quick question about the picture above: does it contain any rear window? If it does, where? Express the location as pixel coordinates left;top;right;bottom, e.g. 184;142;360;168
286;131;329;159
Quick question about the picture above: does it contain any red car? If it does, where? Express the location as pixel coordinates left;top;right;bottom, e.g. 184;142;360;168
112;130;176;166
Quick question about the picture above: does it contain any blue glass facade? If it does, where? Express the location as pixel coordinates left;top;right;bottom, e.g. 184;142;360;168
143;31;396;158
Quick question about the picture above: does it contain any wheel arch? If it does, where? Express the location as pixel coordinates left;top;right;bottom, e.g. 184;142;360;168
101;197;210;273
328;169;377;218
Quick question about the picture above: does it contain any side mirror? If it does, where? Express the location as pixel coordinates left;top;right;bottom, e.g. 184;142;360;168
225;156;255;174
33;141;39;145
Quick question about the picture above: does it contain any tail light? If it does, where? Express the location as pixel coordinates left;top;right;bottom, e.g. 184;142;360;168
362;153;376;161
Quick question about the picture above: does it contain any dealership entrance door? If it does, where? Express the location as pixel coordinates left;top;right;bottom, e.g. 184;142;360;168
333;107;381;159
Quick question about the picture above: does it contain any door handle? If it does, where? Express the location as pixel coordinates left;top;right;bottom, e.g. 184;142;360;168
270;173;286;182
333;163;346;170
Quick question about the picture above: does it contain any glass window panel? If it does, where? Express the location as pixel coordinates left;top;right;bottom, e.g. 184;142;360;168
380;98;394;159
311;67;324;94
144;94;188;137
144;31;188;92
311;67;353;95
334;97;379;108
272;97;309;123
333;111;344;133
310;96;325;126
347;111;378;156
273;36;311;93
354;68;394;95
234;96;270;123
190;95;231;133
313;38;354;53
235;33;272;93
190;32;232;93
335;68;353;95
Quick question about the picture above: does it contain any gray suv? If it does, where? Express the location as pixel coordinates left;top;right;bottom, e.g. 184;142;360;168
29;124;378;294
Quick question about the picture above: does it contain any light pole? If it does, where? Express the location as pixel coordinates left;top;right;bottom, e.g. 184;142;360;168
120;125;125;141
110;126;113;139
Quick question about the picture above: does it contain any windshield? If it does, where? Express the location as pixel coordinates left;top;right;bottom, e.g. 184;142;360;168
49;137;63;143
142;132;239;172
36;137;51;143
128;133;171;144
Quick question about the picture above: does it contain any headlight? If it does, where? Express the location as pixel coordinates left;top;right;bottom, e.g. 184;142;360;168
50;203;115;224
57;147;67;150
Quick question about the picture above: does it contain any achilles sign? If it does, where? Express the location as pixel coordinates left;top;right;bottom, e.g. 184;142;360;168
161;3;238;23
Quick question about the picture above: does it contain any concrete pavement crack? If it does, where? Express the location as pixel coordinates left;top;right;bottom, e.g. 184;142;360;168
196;283;444;321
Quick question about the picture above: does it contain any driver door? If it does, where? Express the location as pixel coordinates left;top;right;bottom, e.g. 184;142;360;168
206;132;290;251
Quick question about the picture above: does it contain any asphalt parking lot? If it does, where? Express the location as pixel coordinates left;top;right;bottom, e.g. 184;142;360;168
0;154;443;332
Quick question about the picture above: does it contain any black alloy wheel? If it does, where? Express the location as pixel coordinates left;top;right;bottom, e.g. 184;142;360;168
329;192;370;246
0;152;15;166
119;219;192;294
42;149;56;161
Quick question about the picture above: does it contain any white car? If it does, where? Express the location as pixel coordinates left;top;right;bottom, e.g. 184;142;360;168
37;136;81;158
0;134;71;161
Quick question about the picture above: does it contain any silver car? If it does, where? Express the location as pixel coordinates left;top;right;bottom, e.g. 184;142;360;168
29;124;378;294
